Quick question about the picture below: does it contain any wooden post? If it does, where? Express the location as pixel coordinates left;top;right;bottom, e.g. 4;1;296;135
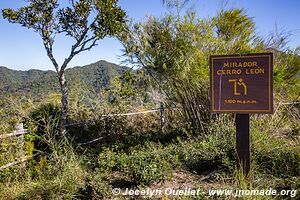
235;114;250;176
15;123;26;175
160;102;165;132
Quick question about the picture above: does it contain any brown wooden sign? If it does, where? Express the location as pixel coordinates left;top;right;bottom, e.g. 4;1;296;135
210;53;273;114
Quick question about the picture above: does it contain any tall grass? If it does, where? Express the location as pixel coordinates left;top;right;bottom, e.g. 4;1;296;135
0;104;87;199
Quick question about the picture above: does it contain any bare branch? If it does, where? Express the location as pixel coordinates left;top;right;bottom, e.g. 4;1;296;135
44;43;60;74
41;23;60;73
61;19;98;71
75;36;98;53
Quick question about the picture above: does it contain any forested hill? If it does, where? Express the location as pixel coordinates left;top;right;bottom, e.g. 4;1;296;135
0;60;129;96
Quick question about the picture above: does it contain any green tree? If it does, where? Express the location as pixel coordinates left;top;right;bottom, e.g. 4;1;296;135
2;0;126;133
213;9;256;52
121;9;261;133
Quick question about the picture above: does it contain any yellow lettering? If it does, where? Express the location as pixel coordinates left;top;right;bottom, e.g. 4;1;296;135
217;69;243;75
246;68;264;74
256;68;264;74
224;61;258;68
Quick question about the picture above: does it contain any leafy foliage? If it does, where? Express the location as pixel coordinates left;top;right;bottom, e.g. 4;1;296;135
214;8;256;51
2;0;126;54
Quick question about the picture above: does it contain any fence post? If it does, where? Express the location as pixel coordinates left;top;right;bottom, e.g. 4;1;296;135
15;123;26;175
160;102;165;132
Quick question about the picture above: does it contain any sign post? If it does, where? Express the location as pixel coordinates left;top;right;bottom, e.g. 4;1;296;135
235;114;250;174
210;53;273;176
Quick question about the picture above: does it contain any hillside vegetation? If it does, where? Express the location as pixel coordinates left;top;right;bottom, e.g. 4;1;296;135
0;60;128;97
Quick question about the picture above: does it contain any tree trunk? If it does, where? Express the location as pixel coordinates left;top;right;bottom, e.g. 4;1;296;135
59;71;68;134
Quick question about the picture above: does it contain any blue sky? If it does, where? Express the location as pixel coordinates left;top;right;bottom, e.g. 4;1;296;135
0;0;299;71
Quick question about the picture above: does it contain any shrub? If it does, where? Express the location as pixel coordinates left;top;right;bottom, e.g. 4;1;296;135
252;130;300;178
0;133;87;199
120;148;172;185
96;143;173;186
29;103;60;155
178;134;236;176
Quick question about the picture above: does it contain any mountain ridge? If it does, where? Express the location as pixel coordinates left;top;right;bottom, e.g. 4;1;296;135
0;60;129;96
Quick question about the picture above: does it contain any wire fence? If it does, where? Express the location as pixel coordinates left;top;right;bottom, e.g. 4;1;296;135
0;123;29;170
69;103;177;145
66;103;178;128
0;104;174;169
0;101;298;170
